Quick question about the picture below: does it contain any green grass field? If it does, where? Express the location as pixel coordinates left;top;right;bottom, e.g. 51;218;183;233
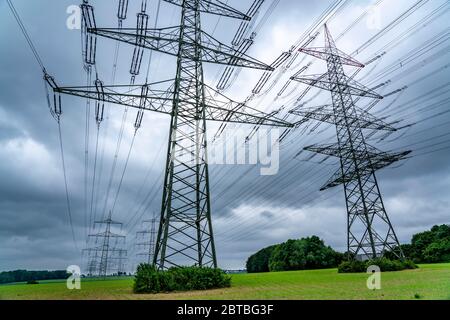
0;263;449;300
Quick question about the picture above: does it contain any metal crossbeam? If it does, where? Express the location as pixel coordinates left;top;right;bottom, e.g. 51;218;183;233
87;26;271;70
290;104;397;131
299;47;364;67
291;73;383;99
304;144;411;190
46;79;292;127
163;0;251;20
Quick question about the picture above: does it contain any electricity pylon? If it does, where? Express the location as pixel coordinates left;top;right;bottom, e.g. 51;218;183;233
45;0;292;269
135;217;158;265
83;211;127;277
290;24;411;260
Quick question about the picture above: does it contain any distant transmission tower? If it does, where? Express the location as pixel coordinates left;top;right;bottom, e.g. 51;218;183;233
45;0;292;269
135;217;158;265
83;211;127;277
290;24;411;260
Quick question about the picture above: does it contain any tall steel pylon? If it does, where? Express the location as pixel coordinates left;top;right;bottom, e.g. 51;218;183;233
83;211;127;277
45;0;292;269
135;217;158;265
290;25;411;260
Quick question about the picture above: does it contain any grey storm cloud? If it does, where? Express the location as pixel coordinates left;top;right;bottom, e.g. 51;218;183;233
0;0;449;271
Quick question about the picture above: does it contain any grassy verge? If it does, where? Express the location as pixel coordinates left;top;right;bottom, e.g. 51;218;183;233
0;263;448;300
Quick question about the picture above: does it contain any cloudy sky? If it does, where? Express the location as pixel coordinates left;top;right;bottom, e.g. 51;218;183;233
0;0;449;271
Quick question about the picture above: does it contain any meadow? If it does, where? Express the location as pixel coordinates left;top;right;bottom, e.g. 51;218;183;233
0;263;449;300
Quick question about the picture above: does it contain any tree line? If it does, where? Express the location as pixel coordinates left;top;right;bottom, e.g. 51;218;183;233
0;270;69;284
386;224;450;263
246;225;450;273
246;236;344;273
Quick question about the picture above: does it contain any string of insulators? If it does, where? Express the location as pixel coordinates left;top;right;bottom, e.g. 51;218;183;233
117;0;129;21
130;8;149;76
94;77;105;125
44;73;62;120
130;1;150;131
80;1;97;65
134;85;149;130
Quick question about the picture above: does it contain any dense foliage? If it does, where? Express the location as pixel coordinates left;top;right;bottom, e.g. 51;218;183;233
338;258;417;273
133;264;231;294
384;224;450;263
0;270;69;284
246;236;344;273
408;224;449;262
246;245;277;273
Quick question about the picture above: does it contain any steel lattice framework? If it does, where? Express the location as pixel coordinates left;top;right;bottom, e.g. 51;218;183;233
291;25;411;260
83;212;127;277
46;0;292;269
135;218;158;265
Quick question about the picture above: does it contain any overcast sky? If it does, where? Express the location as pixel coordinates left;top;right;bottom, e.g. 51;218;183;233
0;0;449;272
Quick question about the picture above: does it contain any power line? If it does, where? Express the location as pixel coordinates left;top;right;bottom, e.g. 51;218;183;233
58;120;78;250
6;0;45;71
7;0;80;250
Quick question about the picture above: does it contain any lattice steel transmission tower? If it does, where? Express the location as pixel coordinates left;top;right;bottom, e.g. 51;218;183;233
135;217;158;265
83;211;127;277
290;25;411;260
45;0;292;269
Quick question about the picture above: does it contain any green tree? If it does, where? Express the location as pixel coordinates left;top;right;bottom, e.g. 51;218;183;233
0;270;69;284
410;224;450;263
385;224;450;263
268;236;342;272
246;245;278;273
422;238;450;263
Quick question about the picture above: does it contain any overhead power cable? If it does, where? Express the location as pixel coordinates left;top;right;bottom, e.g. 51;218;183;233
7;0;78;249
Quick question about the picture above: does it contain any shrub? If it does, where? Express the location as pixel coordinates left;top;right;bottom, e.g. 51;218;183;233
337;260;366;273
133;264;231;294
169;266;231;291
26;280;39;284
133;264;167;293
338;258;417;273
402;259;418;270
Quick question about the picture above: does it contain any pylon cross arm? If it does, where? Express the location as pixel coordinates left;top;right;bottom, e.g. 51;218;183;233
305;143;411;160
83;248;126;253
48;79;292;127
204;86;293;127
299;47;364;67
49;80;174;116
87;27;271;70
292;73;383;99
94;218;124;225
290;104;397;131
164;0;250;20
88;231;125;238
304;145;412;190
